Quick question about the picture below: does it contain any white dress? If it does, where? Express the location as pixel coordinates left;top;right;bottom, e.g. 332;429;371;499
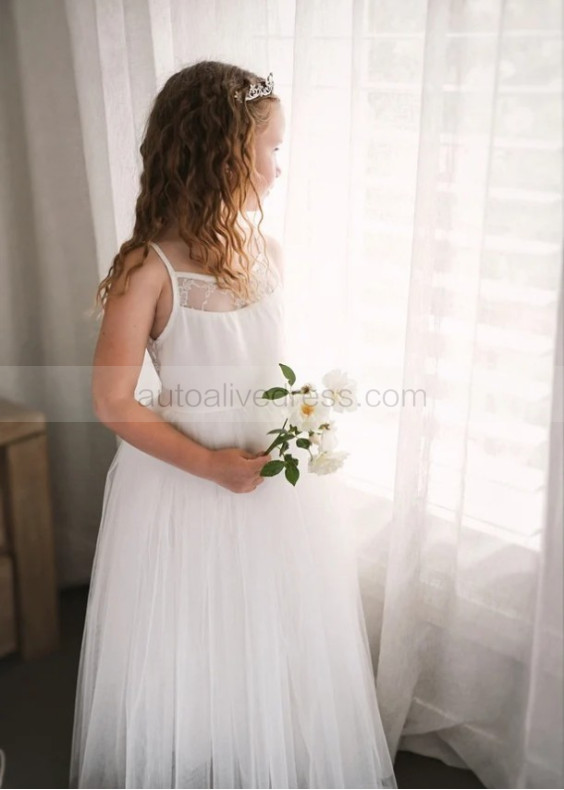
69;240;396;789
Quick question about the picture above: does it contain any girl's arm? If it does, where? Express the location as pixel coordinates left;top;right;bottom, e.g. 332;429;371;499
92;249;216;479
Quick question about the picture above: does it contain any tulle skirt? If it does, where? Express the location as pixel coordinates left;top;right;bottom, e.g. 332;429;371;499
69;406;396;789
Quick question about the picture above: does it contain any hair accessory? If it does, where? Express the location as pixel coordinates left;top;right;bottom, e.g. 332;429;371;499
235;73;275;103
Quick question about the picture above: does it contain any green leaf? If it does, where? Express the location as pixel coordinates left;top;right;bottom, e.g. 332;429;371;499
270;434;290;450
296;437;311;449
279;363;296;386
285;462;300;486
260;460;285;477
284;453;298;465
266;428;286;435
267;431;291;444
263;430;293;456
262;386;289;400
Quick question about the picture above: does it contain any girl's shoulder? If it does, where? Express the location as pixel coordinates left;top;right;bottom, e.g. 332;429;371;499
110;245;169;300
95;246;168;376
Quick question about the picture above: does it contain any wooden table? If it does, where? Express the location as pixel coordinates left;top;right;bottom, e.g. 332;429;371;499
0;398;60;659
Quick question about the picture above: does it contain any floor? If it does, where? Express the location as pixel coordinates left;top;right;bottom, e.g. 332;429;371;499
0;586;484;789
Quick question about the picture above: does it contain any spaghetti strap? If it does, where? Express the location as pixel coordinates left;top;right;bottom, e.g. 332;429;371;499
148;241;180;344
149;241;179;285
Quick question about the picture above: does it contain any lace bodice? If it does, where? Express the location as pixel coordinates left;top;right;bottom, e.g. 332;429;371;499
175;251;278;312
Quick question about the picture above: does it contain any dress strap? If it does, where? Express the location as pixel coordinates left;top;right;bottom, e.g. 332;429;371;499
148;242;180;344
149;242;179;304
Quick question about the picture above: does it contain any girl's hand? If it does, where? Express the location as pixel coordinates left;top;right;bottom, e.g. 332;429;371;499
207;448;272;493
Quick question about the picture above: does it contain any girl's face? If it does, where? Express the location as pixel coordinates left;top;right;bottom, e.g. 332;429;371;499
245;101;285;211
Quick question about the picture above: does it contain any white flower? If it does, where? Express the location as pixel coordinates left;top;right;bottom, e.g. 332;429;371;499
322;369;358;413
308;450;349;475
289;392;331;432
318;420;338;452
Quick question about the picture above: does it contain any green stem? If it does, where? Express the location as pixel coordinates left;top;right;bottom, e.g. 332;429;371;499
262;418;289;456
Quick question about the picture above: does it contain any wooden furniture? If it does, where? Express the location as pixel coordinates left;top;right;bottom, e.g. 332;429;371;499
0;397;60;659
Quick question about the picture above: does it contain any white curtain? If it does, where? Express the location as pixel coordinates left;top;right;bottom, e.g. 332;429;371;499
1;0;561;787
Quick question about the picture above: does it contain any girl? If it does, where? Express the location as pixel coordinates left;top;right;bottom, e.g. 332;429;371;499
69;60;396;789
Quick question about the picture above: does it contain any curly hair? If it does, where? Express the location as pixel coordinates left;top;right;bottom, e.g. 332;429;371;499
94;60;280;311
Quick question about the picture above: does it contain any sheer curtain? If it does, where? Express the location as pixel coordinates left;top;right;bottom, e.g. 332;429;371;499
2;0;561;786
283;2;562;787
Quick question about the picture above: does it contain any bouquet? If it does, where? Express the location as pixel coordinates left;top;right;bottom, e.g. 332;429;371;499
259;363;358;486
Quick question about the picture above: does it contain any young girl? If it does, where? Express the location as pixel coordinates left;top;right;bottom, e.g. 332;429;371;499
69;60;396;789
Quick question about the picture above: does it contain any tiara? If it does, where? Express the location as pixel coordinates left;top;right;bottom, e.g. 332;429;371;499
235;72;274;103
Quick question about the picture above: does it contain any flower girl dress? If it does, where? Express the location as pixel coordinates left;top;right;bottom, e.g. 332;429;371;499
69;240;396;789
